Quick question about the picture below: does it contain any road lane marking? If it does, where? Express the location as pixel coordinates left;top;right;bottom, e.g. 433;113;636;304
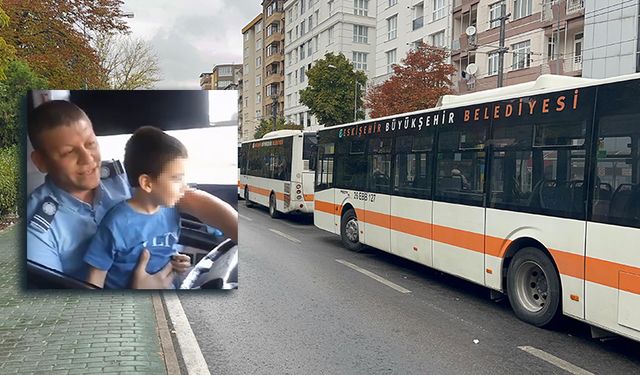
268;228;302;244
239;214;253;221
518;346;594;375
163;293;211;375
335;259;412;294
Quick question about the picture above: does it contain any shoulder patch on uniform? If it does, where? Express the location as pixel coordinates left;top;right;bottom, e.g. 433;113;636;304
29;196;58;233
100;160;124;179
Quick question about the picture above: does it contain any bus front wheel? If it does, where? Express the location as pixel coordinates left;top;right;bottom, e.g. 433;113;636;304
507;247;561;327
269;193;280;218
340;209;364;252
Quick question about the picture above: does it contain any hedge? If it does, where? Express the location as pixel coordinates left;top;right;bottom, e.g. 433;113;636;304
0;145;18;216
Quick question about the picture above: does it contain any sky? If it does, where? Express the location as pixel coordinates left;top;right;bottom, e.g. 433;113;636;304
123;0;262;89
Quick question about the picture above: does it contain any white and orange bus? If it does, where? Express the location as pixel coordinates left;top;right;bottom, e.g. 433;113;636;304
314;73;640;341
239;130;317;218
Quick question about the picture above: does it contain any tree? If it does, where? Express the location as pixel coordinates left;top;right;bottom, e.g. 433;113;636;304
299;53;367;127
0;59;47;148
0;4;16;80
94;33;161;89
253;117;302;139
1;0;129;89
365;43;456;118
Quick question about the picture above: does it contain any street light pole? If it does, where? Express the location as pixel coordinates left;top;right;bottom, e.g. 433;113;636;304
353;80;358;122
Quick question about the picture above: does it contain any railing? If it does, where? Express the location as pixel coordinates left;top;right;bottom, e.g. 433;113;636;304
412;17;424;30
565;54;582;72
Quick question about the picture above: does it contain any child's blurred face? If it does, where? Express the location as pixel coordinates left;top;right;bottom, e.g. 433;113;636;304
150;157;188;207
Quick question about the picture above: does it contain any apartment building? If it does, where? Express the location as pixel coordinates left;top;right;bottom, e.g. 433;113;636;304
241;14;263;141
374;0;453;84
199;72;213;90
212;64;243;90
582;0;640;78
450;0;585;94
283;0;377;129
262;0;286;131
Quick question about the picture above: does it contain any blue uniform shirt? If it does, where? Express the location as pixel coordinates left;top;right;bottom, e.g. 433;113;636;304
83;201;181;289
26;160;131;280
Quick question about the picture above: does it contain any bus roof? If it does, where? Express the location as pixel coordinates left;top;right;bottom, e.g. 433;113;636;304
241;129;316;144
317;72;640;133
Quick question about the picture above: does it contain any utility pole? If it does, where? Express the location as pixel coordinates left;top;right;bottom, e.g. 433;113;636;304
353;79;358;122
496;2;510;88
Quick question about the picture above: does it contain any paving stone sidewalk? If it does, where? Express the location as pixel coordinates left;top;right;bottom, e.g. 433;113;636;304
0;225;168;375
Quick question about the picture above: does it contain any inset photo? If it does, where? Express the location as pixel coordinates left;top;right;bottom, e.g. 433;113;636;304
25;90;238;290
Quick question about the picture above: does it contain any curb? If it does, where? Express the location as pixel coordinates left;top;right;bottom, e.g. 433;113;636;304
153;292;182;375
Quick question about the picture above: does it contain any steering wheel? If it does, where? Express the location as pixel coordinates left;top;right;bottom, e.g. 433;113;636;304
179;239;238;289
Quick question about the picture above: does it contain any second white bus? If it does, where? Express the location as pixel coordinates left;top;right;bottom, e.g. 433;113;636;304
239;130;317;217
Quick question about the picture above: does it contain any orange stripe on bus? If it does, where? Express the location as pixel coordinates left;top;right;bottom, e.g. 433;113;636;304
304;194;314;201
248;186;285;201
390;216;432;239
586;257;640;295
549;249;585;280
432;224;485;254
314;200;336;214
313;199;640;295
275;192;285;201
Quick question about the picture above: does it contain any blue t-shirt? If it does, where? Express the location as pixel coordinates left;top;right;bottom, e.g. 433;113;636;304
83;201;181;289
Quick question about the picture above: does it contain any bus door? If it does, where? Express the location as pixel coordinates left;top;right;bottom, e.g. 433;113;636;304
586;81;640;335
432;119;488;285
315;142;337;233
364;138;392;252
390;135;434;266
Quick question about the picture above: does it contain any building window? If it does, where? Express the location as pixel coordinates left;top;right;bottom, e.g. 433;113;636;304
430;30;445;47
256;75;262;86
328;26;335;44
411;38;423;50
511;40;531;70
301;20;306;36
287;30;292;41
547;34;557;60
287;73;292;86
256;56;262;67
513;0;532;19
489;1;504;29
353;25;368;43
488;52;499;76
218;66;232;76
574;32;583;64
386;49;397;74
255;21;262;33
286;94;292;107
300;66;306;83
308;39;313;56
300;0;305;14
256;93;261;104
433;0;445;21
309;15;313;30
388;0;397;7
244;33;249;41
352;52;368;70
387;15;397;41
354;0;368;16
256;110;261;119
300;43;306;60
329;0;334;13
256;38;263;51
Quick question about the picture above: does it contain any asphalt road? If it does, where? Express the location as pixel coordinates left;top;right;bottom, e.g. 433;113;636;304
179;203;640;374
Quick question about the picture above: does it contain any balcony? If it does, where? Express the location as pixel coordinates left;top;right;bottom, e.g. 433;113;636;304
412;17;424;31
567;0;584;14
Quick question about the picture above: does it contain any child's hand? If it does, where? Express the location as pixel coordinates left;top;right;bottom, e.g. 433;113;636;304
171;253;191;273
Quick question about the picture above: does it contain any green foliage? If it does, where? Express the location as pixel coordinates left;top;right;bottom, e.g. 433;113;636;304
254;117;303;139
0;59;47;148
0;4;16;80
0;144;18;215
299;53;367;127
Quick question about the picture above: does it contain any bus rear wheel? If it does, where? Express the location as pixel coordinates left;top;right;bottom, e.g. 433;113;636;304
340;209;364;252
507;247;561;327
269;193;280;218
244;188;253;207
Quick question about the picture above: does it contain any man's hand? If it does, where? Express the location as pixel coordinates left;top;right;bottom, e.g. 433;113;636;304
131;249;175;289
171;253;191;273
177;188;238;243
